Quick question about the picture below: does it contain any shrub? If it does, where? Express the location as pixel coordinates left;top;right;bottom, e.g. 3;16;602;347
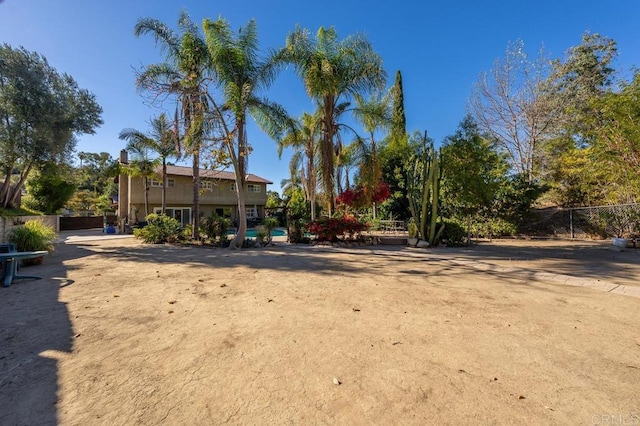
308;216;368;242
7;220;57;265
287;218;310;244
439;218;466;246
199;214;232;244
8;220;57;252
134;213;181;244
471;217;517;238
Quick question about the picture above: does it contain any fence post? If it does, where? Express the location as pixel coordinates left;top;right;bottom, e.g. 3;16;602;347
570;209;574;239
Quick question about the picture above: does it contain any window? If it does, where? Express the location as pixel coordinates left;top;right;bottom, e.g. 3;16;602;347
230;183;236;192
150;178;175;187
200;180;213;191
154;207;191;226
248;184;261;193
246;207;256;218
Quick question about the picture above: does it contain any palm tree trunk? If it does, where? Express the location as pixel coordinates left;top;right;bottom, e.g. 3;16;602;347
322;97;336;216
161;160;167;214
192;148;200;239
143;176;149;217
230;118;248;249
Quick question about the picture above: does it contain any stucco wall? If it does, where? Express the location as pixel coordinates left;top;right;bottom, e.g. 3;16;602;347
127;176;268;206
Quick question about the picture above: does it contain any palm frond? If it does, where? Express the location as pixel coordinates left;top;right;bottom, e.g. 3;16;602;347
134;18;180;59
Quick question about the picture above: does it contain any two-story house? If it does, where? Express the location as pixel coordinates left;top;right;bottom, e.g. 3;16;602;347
117;151;272;227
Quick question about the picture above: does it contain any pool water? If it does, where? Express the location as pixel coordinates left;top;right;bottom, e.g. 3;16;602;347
228;228;287;238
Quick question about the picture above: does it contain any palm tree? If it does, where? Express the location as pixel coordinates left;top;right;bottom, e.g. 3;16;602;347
203;17;291;249
134;12;210;239
280;166;304;200
277;112;320;220
119;113;179;214
120;136;157;218
352;92;391;206
283;26;386;215
336;142;358;193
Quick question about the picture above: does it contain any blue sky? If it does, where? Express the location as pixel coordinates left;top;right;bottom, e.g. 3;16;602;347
1;0;639;195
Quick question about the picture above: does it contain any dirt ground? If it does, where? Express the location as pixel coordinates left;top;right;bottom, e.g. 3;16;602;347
1;234;639;425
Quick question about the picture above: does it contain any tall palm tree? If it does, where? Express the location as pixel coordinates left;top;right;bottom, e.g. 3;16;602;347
352;92;391;203
284;26;386;215
134;12;210;239
119;113;179;214
120;137;157;218
203;17;291;249
277;112;320;220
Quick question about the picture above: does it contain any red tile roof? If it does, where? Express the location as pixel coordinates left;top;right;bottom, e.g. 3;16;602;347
162;165;272;184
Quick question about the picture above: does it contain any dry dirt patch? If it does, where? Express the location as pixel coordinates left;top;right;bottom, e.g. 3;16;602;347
1;238;639;425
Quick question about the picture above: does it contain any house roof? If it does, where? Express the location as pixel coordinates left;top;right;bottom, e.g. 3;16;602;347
162;165;273;184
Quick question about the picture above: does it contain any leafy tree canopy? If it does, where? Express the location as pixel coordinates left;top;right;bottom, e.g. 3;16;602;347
0;44;103;208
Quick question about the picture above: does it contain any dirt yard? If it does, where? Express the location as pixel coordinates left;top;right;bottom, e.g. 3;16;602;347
1;235;639;425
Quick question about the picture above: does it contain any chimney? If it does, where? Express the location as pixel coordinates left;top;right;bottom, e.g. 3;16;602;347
119;149;128;164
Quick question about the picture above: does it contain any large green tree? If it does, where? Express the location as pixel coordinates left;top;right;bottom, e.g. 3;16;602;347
390;70;407;145
0;44;103;208
379;70;411;220
203;17;291;249
542;32;619;206
440;116;509;241
24;162;77;214
283;26;386;214
76;151;118;195
587;71;640;203
134;12;210;238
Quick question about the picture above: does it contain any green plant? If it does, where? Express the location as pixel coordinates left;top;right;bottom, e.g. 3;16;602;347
597;209;640;238
199;214;232;244
7;220;57;265
287;218;310;244
407;218;418;239
471;217;518;239
407;134;445;246
439;218;466;246
259;217;280;245
254;225;269;245
133;213;181;244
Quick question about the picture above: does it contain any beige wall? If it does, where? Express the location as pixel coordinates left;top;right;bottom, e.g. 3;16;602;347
122;175;269;222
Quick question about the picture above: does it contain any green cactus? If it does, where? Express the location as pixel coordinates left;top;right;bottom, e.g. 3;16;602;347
407;132;444;246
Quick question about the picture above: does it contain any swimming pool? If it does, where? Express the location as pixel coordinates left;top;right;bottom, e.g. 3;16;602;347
227;228;287;238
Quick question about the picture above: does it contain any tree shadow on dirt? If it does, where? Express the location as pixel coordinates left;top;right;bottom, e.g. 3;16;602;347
64;239;640;287
440;241;640;287
83;242;369;277
0;243;97;424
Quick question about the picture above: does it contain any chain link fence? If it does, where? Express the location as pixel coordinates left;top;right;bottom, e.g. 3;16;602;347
569;203;640;238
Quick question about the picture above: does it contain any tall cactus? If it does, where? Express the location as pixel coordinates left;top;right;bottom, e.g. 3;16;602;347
407;132;444;246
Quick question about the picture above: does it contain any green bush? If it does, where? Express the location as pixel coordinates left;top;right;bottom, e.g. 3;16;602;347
199;214;231;244
134;213;181;244
7;220;57;252
439;218;466;246
7;220;57;265
471;217;518;238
